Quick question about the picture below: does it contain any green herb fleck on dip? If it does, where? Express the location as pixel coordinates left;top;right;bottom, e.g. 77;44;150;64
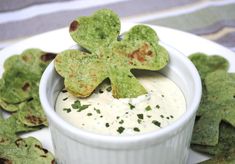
129;103;135;109
145;105;152;111
63;108;71;113
133;127;140;132
152;120;161;127
137;114;144;119
117;126;125;134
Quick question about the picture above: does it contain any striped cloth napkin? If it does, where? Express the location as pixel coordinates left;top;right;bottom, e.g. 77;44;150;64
0;0;234;52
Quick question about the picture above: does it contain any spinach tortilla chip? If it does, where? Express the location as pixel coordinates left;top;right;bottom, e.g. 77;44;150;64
0;114;40;136
0;112;53;163
0;49;56;105
18;98;48;126
192;122;235;156
69;9;121;53
0;110;2;119
189;53;229;80
189;53;229;107
0;114;40;150
0;137;55;164
0;48;56;127
191;70;235;146
0;98;23;112
55;9;169;98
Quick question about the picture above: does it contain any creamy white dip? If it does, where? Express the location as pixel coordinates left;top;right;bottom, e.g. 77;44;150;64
56;72;186;135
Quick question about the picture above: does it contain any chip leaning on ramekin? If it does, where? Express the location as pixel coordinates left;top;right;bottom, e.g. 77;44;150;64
39;41;202;164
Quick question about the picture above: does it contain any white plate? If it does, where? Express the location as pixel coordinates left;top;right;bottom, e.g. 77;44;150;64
1;22;235;164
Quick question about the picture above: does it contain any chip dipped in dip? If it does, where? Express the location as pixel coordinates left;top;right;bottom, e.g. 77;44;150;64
55;72;186;135
39;9;202;164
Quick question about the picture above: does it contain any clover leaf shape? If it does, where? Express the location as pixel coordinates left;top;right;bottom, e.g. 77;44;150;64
191;70;235;146
55;9;169;98
189;54;235;146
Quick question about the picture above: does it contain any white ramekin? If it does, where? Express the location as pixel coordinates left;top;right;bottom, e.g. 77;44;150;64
39;43;202;164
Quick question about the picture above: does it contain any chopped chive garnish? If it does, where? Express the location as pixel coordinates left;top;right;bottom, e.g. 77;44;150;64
133;127;140;132
71;100;90;112
161;95;165;97
77;105;90;112
63;108;71;113
119;120;124;124
170;115;174;118
106;86;112;92
137;114;144;119
166;117;170;119
71;100;81;109
137;119;142;124
94;108;101;114
147;115;152;118
117;126;125;134
63;97;68;101
87;113;92;116
152;120;161;127
156;105;160;109
145;105;152;111
105;123;110;127
128;103;135;109
160;115;164;118
116;116;120;119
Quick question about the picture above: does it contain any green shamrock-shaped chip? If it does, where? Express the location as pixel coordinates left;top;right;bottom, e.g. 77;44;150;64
0;137;55;164
192;122;235;156
189;53;229;106
189;53;235;146
55;9;169;98
189;53;229;80
0;114;54;164
0;49;56;127
191;70;235;146
0;49;56;106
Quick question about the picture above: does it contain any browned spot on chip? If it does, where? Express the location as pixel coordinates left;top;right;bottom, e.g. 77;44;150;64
15;138;24;147
128;43;151;62
0;158;12;164
22;55;32;62
147;50;153;56
51;159;55;164
55;57;61;63
40;53;57;62
128;61;133;65
0;138;6;143
69;74;75;78
35;144;48;154
111;85;118;98
22;82;30;92
69;20;79;32
80;83;93;93
25;115;43;125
